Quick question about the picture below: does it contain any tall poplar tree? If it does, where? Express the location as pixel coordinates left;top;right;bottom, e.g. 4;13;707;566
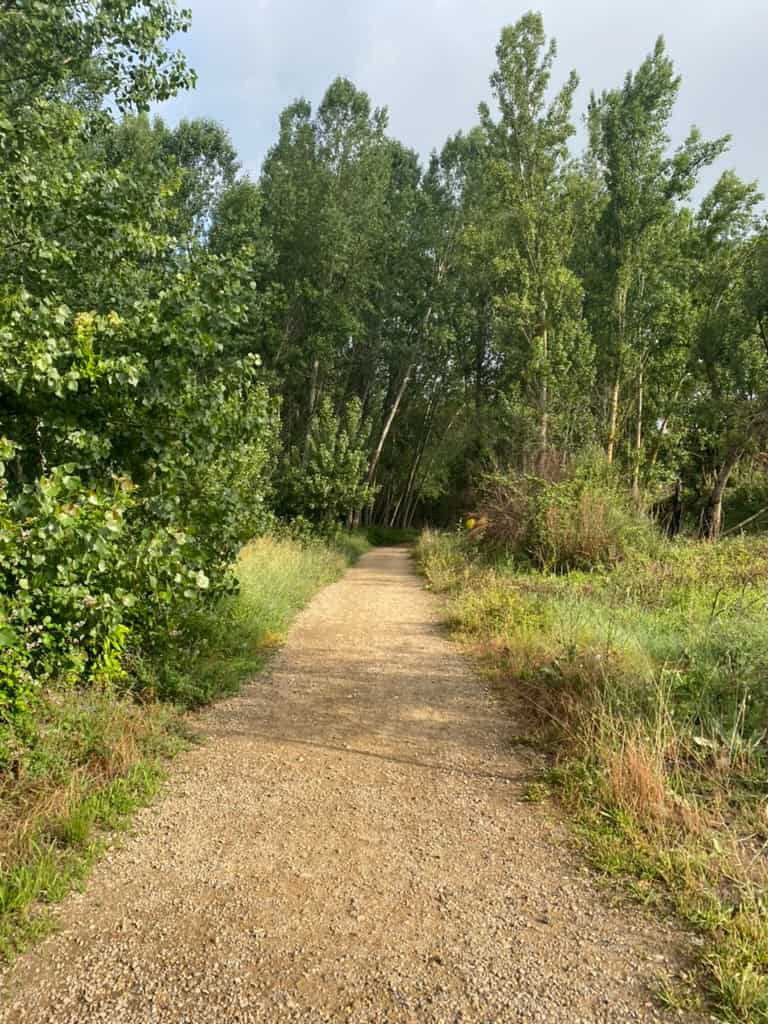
588;37;727;463
479;13;591;466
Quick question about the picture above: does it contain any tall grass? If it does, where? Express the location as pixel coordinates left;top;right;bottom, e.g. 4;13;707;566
0;692;183;959
418;528;768;1022
0;532;367;960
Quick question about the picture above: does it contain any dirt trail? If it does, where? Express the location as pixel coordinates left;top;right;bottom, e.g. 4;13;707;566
0;547;699;1024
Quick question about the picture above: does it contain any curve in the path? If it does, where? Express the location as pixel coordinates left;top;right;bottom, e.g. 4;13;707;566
0;547;698;1024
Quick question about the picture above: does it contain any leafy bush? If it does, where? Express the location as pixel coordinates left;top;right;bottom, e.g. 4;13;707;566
474;462;656;571
527;477;656;571
0;3;283;725
0;463;210;709
0;351;280;715
1;467;131;705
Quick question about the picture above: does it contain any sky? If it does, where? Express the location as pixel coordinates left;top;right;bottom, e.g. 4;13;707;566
155;0;768;199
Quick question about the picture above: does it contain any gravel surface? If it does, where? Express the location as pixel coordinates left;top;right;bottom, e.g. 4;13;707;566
0;546;704;1024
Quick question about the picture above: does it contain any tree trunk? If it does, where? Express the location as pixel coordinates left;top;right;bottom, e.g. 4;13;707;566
389;397;436;527
606;376;621;465
403;410;460;529
403;492;420;531
367;363;413;488
366;294;440;491
301;356;320;464
396;446;426;529
607;279;628;465
699;448;742;541
535;323;549;473
668;479;683;538
631;371;643;503
390;437;422;527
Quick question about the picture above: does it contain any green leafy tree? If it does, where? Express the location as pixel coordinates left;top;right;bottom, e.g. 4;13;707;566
686;174;767;538
105;114;240;240
0;1;279;699
587;37;728;464
279;398;374;528
479;13;592;466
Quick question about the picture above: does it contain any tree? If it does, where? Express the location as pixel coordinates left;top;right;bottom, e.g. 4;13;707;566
587;37;728;464
686;174;766;539
260;81;392;453
278;397;374;528
479;13;591;467
0;0;279;692
105;115;240;240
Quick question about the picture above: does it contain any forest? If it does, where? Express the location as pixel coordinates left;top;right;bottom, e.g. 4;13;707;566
1;2;768;1020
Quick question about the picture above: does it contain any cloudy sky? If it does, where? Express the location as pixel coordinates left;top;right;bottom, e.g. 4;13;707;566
156;0;767;198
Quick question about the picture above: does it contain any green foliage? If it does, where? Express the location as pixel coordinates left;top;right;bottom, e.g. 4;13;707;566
474;459;656;571
2;2;768;1004
0;1;280;711
0;0;195;113
478;13;593;458
527;476;656;571
279;397;375;527
722;463;768;533
1;467;136;693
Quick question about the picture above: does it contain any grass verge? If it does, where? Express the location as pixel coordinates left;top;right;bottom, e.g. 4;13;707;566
0;532;366;961
0;694;184;960
417;529;768;1022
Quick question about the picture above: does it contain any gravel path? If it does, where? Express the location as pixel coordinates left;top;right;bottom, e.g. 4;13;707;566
0;547;701;1024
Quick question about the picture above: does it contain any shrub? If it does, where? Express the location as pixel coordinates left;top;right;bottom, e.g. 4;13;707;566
474;462;656;571
0;467;137;702
471;471;532;548
527;477;656;571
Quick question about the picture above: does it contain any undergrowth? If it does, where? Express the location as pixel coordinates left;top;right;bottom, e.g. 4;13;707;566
365;526;420;546
418;528;768;1022
0;693;183;960
0;532;366;960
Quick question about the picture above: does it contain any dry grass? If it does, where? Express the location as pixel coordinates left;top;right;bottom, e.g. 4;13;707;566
471;467;656;571
606;738;673;825
0;689;185;959
0;695;177;867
